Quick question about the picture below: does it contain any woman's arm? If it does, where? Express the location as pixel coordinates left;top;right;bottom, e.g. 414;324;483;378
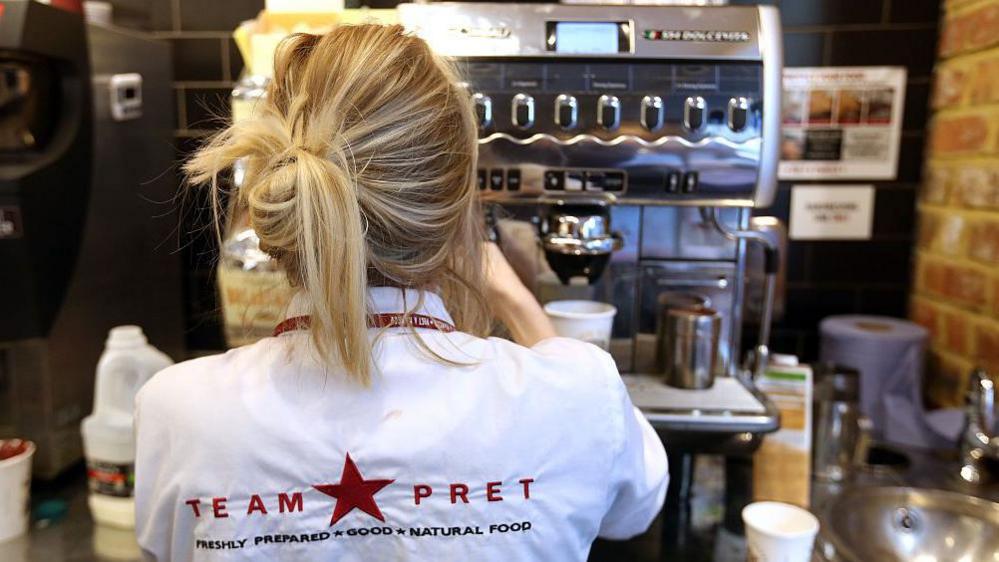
597;357;669;539
483;242;557;347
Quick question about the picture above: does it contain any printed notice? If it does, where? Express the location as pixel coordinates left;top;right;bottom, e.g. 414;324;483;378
789;185;875;240
779;67;906;180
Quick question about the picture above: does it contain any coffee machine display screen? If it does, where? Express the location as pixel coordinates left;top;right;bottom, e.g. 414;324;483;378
547;21;631;54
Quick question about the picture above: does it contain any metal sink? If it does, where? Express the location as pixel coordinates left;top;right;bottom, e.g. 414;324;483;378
817;487;999;562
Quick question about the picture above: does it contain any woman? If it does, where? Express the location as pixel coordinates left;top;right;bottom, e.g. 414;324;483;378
135;25;667;561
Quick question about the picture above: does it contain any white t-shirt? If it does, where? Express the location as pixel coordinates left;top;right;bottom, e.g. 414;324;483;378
135;288;668;561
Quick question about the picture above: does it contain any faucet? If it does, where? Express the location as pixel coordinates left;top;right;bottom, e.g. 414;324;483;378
960;369;999;484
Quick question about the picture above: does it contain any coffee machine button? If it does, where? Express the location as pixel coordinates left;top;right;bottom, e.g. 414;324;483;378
641;95;664;131
511;93;535;129
683;96;706;131
554;94;579;130
489;169;504;190
506;169;521;191
585;171;604;191
682;171;699;193
728;96;750;132
666;171;682;193
543;170;565;191
566;171;585;191
601;171;625;192
472;93;492;128
597;95;621;130
477;169;487;190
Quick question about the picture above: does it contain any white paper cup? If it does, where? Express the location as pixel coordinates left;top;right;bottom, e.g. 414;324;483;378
742;501;819;562
0;440;35;543
543;300;617;351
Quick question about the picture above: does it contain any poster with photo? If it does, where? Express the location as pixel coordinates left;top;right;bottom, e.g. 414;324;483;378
779;67;907;180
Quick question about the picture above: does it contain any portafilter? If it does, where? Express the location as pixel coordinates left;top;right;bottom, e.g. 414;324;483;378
539;203;622;285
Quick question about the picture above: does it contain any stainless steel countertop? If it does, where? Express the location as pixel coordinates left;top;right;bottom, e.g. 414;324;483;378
1;472;141;562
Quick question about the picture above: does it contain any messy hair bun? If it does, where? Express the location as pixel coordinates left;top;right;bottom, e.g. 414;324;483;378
185;25;488;384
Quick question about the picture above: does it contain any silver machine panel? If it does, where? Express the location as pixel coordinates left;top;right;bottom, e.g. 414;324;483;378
399;2;782;208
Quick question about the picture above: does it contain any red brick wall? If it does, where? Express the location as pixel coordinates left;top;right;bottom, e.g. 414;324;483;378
914;0;999;406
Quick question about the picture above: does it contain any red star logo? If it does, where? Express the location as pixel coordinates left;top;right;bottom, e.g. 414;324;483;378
313;453;394;526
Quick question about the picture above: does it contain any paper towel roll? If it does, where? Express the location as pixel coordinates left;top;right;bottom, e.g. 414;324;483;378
819;315;930;446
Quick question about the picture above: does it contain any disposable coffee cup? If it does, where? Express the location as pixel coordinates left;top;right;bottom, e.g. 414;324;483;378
0;440;36;543
742;501;819;562
544;300;617;351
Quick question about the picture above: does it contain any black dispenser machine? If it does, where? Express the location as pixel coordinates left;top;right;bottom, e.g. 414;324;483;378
0;0;184;478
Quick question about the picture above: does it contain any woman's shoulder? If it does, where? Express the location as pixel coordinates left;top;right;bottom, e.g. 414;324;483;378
482;336;632;449
135;340;273;416
488;335;624;394
531;336;619;372
528;336;616;360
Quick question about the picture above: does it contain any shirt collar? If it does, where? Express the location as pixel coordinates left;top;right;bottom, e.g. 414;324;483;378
284;287;454;326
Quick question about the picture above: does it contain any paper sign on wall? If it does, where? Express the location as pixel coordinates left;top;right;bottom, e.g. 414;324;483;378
779;67;907;180
789;185;875;240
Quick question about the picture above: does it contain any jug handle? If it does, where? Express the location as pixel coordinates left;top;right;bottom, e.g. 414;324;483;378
94;355;140;419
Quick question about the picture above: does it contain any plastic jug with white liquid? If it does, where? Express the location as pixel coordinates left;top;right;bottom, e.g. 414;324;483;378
81;326;173;529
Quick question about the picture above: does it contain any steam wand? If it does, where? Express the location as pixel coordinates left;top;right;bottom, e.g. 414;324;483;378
699;207;779;380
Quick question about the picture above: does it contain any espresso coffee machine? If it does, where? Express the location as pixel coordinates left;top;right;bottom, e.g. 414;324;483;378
0;1;184;477
400;3;783;556
400;2;781;380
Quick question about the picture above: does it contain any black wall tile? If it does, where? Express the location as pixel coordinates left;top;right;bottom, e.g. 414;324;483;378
183;270;225;351
783;288;857;330
784;32;826;67
873;187;918;238
768;328;804;356
228;39;246;81
178;0;264;32
858;287;910;318
174;87;186;130
106;0;154;30
896;133;927;183
178;174;222;269
785;242;809;283
903;82;931;132
801;332;821;362
174;135;216;263
173;38;225;82
184;88;232;130
889;0;942;24
780;0;883;27
828;28;938;77
175;135;205;163
149;0;174;31
809;240;913;284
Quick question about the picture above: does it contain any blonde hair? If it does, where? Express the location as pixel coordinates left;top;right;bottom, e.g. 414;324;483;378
185;25;489;385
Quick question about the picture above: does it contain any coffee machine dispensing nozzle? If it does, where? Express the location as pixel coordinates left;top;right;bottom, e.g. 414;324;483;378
700;207;778;380
539;203;623;285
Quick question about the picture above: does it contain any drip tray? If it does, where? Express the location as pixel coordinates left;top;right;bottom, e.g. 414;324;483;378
623;374;779;434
